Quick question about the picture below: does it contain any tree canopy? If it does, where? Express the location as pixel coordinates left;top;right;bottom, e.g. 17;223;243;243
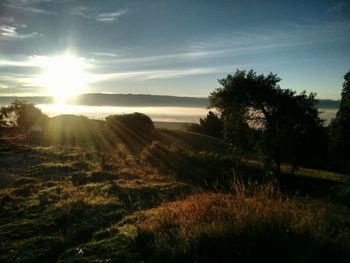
329;70;350;173
209;70;326;173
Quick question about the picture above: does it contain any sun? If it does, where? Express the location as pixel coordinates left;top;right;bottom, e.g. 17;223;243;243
35;52;89;103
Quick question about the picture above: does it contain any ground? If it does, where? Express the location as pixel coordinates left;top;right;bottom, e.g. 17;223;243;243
0;130;349;262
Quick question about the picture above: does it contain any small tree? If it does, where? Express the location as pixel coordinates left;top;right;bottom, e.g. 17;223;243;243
329;70;350;173
188;111;223;138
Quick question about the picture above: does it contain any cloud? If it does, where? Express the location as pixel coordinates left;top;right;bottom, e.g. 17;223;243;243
92;66;232;82
1;3;56;16
0;24;41;40
0;58;35;67
186;20;350;57
0;73;39;89
0;26;17;37
19;0;53;4
0;56;45;91
0;82;41;95
91;52;121;57
70;6;92;19
70;6;127;23
95;10;128;22
91;51;210;67
87;20;350;73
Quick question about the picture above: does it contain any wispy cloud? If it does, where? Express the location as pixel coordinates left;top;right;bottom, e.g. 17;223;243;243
91;51;211;66
92;66;233;82
88;20;350;70
70;6;127;23
1;3;56;16
19;0;53;4
70;6;92;19
0;16;42;41
95;10;128;22
0;73;40;91
0;58;36;67
0;54;91;69
0;80;41;95
187;20;350;55
0;25;17;37
0;24;41;40
91;52;122;57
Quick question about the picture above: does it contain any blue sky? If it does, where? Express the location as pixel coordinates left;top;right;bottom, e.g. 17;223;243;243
0;0;349;99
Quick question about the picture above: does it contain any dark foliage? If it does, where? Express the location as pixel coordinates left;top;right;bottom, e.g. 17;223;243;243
209;70;327;173
105;113;155;155
187;111;223;138
329;70;350;174
106;113;154;135
0;100;48;134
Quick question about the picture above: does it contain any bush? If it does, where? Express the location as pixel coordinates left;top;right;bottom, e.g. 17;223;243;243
43;114;99;146
140;141;234;187
106;113;154;138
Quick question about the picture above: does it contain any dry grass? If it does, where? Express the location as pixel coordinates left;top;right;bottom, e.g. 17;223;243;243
138;187;326;240
131;181;329;261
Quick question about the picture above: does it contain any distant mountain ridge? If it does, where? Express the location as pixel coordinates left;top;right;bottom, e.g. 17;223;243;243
0;93;340;109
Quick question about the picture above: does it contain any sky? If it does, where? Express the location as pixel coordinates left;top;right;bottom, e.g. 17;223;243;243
0;0;349;99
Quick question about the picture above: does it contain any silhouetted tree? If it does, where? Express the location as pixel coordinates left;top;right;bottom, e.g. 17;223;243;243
329;70;350;173
188;111;223;138
209;70;325;174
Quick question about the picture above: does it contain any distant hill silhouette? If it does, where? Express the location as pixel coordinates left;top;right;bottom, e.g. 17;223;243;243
0;93;340;109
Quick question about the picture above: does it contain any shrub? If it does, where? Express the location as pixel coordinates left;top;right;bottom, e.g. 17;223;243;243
43;114;99;146
106;112;154;138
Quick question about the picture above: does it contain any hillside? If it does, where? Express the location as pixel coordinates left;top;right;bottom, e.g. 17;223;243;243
0;127;350;262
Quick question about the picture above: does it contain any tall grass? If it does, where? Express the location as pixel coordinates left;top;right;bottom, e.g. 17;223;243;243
130;181;329;262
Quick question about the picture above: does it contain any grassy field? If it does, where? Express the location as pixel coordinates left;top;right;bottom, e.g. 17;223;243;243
0;128;349;262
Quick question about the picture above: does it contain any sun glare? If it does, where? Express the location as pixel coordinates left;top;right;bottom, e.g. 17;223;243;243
35;52;89;103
